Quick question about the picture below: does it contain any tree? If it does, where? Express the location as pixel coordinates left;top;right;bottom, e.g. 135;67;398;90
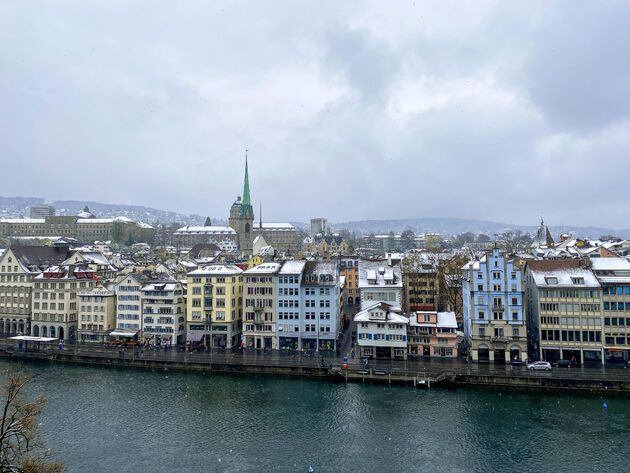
386;231;396;252
476;234;491;242
110;221;124;244
400;230;416;251
500;230;533;254
204;217;212;226
0;366;66;473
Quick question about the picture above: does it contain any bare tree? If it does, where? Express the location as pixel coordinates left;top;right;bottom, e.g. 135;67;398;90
0;367;66;473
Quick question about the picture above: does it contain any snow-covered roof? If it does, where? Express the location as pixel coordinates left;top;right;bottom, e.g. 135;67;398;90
244;262;282;274
354;302;409;324
254;222;296;231
174;226;236;235
590;257;630;272
141;282;178;292
437;312;457;328
188;264;243;276
279;260;306;274
359;260;402;288
0;218;45;224
529;267;599;288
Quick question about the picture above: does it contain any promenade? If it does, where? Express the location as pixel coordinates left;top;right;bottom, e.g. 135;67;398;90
2;338;630;393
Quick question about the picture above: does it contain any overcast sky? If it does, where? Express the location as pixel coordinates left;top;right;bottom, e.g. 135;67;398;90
1;1;629;227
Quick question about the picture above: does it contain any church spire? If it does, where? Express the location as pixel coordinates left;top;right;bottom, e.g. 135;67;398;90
240;150;254;217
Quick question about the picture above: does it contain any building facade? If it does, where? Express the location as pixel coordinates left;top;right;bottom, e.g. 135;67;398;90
358;260;403;311
243;263;281;349
172;226;238;250
355;302;408;359
462;247;526;363
32;265;97;341
407;311;458;358
78;284;117;342
590;257;630;364
141;280;186;346
186;264;244;348
525;259;603;365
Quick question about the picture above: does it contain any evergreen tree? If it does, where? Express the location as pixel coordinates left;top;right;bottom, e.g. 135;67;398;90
204;217;211;226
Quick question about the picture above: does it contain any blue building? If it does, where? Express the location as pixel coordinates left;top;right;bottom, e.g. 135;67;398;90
277;260;306;350
462;246;526;363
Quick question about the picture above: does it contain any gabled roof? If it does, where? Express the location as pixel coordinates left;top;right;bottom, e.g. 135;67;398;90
6;246;74;272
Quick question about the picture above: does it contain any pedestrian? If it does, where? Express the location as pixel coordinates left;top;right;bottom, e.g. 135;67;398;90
351;347;355;359
141;349;144;358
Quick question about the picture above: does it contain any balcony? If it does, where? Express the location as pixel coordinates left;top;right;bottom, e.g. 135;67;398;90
492;304;504;311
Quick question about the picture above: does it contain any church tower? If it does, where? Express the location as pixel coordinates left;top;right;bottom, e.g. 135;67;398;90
229;154;255;255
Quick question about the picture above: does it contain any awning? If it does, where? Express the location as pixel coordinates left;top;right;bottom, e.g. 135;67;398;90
109;329;139;338
186;332;204;342
9;336;58;342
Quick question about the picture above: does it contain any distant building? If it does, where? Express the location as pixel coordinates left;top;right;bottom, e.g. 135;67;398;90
29;204;55;218
173;226;238;250
310;218;328;237
0;206;154;243
302;235;349;257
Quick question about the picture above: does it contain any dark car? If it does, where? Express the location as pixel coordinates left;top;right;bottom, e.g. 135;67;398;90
553;359;571;368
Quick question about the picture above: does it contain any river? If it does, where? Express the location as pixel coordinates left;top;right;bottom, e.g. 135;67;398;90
5;360;629;472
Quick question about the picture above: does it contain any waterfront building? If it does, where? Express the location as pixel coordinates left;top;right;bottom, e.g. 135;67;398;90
114;273;145;336
358;259;403;311
172;226;238;250
402;252;439;312
141;280;186;346
407;311;458;358
590;257;630;364
462;247;526;363
243;262;281;349
340;256;360;313
186;264;244;348
0;246;73;336
276;260;306;350
525;259;603;365
32;265;97;341
300;261;340;351
78;284;116;342
355;302;408;359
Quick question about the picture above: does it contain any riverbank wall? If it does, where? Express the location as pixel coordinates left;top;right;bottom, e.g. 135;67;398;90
2;348;630;394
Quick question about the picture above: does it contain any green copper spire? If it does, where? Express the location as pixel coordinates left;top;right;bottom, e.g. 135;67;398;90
240;151;254;217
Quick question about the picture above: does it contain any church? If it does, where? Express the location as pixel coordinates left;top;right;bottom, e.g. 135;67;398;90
228;156;299;256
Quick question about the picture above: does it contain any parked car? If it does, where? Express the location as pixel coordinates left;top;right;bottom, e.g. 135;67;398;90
552;359;571;368
527;361;552;371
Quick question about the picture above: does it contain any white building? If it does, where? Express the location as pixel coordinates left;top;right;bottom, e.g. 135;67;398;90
355;302;408;359
358;260;403;311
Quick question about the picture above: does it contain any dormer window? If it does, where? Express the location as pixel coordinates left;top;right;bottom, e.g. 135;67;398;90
571;277;584;285
545;277;558;284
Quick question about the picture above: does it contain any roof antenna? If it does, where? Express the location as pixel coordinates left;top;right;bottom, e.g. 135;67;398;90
259;202;262;230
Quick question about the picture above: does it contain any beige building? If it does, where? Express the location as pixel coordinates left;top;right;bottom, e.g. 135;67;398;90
0;206;154;243
0;246;73;336
78;284;117;342
32;265;97;340
243;262;281;349
526;259;603;365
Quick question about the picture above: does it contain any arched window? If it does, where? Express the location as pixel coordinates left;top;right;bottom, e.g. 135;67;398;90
245;223;250;233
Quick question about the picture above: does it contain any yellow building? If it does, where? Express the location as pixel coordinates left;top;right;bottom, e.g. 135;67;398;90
0;246;73;336
187;264;244;348
32;265;97;340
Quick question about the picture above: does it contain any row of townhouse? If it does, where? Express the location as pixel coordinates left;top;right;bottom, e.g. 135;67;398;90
463;246;630;366
184;260;343;351
353;302;458;360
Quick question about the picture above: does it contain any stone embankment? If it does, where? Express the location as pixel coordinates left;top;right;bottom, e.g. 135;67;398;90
1;341;629;394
